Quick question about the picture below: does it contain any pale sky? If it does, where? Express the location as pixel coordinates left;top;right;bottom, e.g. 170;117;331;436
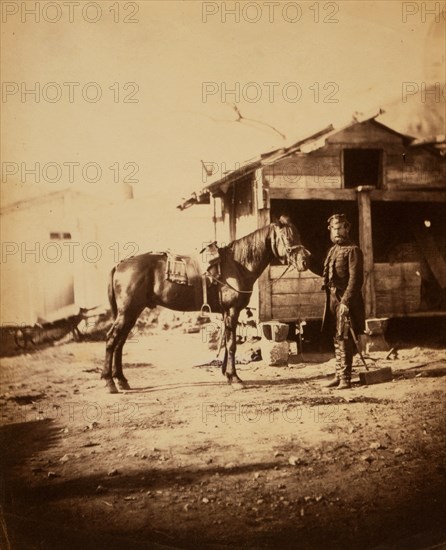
1;0;443;208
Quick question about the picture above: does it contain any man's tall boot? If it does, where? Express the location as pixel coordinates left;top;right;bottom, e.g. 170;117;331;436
336;339;352;390
323;338;341;388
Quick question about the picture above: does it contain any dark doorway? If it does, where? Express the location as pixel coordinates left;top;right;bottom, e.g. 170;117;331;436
343;148;382;188
271;199;359;271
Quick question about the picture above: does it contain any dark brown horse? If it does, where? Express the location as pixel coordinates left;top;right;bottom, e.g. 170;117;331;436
102;217;310;393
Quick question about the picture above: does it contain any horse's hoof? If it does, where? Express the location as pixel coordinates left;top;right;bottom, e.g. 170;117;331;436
226;375;245;386
105;380;119;394
117;379;131;391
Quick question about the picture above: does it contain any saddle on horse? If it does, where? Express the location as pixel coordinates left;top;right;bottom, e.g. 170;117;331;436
164;243;222;314
165;242;220;285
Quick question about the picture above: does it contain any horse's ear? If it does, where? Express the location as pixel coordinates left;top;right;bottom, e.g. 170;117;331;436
277;215;291;227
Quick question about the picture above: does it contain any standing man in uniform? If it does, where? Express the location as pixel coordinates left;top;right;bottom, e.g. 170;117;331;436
322;214;365;389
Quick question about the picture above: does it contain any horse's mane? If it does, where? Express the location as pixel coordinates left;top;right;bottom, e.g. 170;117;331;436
227;225;272;265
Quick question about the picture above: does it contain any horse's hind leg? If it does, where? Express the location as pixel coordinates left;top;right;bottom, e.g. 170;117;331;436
113;341;130;390
113;310;142;390
102;312;137;393
102;319;121;393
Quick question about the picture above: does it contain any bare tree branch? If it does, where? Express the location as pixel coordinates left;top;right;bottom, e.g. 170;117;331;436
229;104;286;140
175;106;287;140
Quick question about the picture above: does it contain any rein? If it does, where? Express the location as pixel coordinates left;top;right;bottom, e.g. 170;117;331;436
204;223;306;296
206;262;295;295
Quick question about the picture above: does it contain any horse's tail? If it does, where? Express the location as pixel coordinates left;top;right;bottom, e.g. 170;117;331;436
108;266;118;319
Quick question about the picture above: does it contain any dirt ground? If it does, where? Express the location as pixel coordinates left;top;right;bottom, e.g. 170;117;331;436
1;319;445;550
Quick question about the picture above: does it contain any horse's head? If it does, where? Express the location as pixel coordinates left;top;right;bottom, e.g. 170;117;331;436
271;216;310;272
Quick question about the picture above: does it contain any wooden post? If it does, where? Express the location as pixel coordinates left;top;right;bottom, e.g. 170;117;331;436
357;186;390;352
357;186;376;318
229;184;236;242
255;168;272;321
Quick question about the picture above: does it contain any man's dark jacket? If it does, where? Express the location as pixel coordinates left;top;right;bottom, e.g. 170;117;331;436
309;241;366;335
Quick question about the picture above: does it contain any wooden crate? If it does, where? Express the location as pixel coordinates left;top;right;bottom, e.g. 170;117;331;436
270;266;325;321
374;262;421;317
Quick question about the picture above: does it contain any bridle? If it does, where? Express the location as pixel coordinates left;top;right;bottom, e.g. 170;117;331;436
205;224;309;295
285;244;308;271
271;223;309;272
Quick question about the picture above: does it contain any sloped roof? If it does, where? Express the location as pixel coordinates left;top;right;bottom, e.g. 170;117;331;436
177;110;444;210
1;186;127;215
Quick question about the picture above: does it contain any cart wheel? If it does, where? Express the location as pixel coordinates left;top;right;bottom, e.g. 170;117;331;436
14;327;36;349
72;326;82;342
14;329;27;349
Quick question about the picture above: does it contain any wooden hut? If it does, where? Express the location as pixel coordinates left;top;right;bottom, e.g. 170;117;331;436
179;113;446;330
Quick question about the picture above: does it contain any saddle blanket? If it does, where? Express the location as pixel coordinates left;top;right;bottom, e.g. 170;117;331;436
165;254;190;285
164;243;220;286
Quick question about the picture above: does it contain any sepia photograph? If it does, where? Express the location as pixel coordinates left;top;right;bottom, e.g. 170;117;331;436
1;1;445;548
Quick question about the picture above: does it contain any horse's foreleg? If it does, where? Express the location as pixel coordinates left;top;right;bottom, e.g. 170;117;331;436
221;316;228;376
224;309;244;385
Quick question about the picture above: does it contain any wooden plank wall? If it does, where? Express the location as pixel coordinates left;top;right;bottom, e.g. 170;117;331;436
327;121;403;145
268;262;422;322
237;120;443;322
386;149;445;188
264;148;341;190
265;120;446;192
269;265;325;321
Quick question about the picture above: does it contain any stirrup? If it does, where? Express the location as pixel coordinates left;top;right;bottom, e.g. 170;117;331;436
198;303;211;321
